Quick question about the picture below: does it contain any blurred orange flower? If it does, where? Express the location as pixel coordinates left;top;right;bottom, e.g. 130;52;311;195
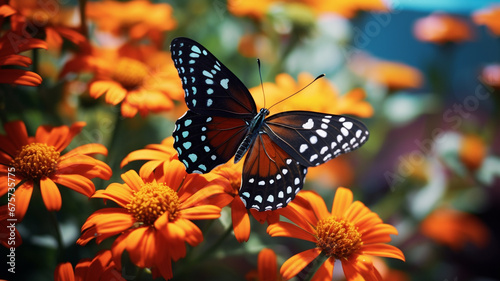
245;248;284;281
9;0;88;52
306;0;388;18
459;134;486;171
86;45;184;117
228;0;274;20
480;63;500;89
413;13;473;44
473;6;500;36
420;207;490;250
77;168;231;280
0;121;111;221
0;31;47;86
86;0;176;47
267;188;404;280
350;53;424;91
55;250;125;281
251;72;373;118
228;0;388;19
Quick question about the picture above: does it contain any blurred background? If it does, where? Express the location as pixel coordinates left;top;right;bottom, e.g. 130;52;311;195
1;0;500;280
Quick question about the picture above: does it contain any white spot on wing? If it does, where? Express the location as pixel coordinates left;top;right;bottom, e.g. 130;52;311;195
302;119;314;129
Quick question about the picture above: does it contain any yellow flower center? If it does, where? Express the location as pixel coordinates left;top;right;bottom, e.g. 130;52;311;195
111;58;149;90
315;217;363;260
126;182;180;226
11;143;60;180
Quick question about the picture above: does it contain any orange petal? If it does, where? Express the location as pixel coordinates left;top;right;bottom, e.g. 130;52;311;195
331;187;353;217
267;221;316;243
361;224;398;244
159;221;186;261
93;183;134;208
121;170;144;192
54;262;75;281
1;122;28;157
0;69;42;86
174;218;203;247
0;54;32;67
361;244;405;261
152;231;174;280
232;197;251;243
81;208;134;235
12;181;34;221
35;124;70;151
105;85;127;105
40;177;62;211
120;101;139;117
257;248;277;281
341;255;382;281
64;143;108;157
179;205;221;220
119;227;155;268
181;185;224;209
311;257;334;281
120;148;167;166
280;248;321;280
51;174;95;197
57;156;112;181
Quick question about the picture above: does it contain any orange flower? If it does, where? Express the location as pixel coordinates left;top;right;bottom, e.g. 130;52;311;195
413;13;473;44
227;0;274;20
480;63;500;89
121;137;283;243
228;0;388;19
250;72;373;118
473;5;500;36
350;53;423;91
86;0;176;47
55;250;125;281
121;138;249;241
77;167;231;280
267;188;404;280
305;0;388;18
88;45;184;117
0;121;111;221
245;248;284;281
459;134;486;171
420;207;490;250
0;31;47;86
9;0;88;52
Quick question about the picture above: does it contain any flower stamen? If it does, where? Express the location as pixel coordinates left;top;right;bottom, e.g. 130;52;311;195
315;217;363;260
11;143;60;180
111;58;149;90
127;182;179;225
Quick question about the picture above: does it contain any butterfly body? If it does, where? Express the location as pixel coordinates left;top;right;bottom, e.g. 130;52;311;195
235;108;269;163
170;37;369;211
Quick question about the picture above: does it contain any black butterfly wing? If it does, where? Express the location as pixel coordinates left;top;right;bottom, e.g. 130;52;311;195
170;37;257;118
239;133;308;211
263;111;369;167
170;37;259;173
173;111;248;174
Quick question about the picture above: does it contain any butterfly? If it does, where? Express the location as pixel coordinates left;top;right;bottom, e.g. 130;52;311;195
170;37;369;211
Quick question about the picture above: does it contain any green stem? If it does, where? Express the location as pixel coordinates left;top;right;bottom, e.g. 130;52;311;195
49;210;64;262
302;251;329;281
191;222;233;264
78;0;88;38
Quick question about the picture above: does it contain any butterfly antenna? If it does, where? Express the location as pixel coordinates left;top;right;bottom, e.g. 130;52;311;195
268;73;325;110
257;59;266;108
